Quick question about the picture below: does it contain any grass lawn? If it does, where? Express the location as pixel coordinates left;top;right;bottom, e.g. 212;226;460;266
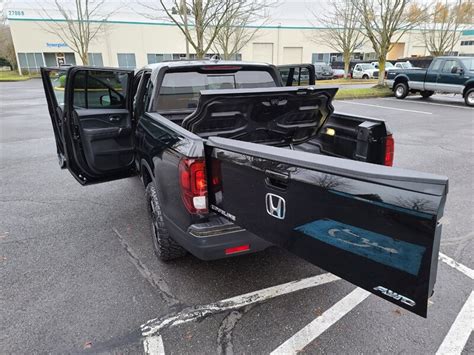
335;85;393;100
0;71;38;82
319;78;378;85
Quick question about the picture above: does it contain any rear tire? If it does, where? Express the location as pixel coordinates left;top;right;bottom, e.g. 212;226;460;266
146;183;187;261
465;88;474;107
394;82;408;99
362;74;369;80
420;91;434;99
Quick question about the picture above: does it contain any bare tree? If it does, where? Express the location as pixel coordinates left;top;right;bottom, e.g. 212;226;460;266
140;0;241;59
38;0;112;65
352;0;429;85
212;1;274;60
0;24;17;69
422;1;474;56
310;0;364;78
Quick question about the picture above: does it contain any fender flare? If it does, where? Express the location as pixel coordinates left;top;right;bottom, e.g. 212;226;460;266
463;79;474;97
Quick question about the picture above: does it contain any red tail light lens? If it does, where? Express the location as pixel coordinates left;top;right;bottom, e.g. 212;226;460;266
179;158;208;214
225;244;250;255
384;135;394;166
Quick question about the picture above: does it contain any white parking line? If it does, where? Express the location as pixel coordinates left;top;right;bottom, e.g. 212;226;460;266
338;101;432;114
439;252;474;280
141;273;340;336
271;288;370;354
382;98;472;110
436;291;474;355
143;335;165;355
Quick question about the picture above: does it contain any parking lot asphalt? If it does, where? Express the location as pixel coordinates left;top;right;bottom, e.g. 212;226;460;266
1;79;473;354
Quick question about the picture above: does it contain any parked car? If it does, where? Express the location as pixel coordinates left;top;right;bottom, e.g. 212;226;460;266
370;61;395;70
313;62;334;80
394;61;416;69
386;56;474;106
41;60;448;317
332;68;345;79
352;63;378;79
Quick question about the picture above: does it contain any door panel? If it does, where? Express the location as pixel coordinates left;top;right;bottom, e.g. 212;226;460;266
206;137;448;317
437;59;465;93
41;66;136;184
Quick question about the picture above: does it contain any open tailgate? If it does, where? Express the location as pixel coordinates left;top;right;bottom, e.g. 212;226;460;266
182;86;337;146
206;137;448;317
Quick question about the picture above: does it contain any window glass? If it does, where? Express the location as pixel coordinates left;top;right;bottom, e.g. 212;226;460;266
460;58;474;71
46;69;67;106
72;70;129;109
88;53;103;66
154;69;276;111
441;60;458;73
18;52;44;73
117;53;136;69
431;59;442;71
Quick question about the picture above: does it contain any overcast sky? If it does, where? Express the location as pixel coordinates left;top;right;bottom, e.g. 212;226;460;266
3;0;332;27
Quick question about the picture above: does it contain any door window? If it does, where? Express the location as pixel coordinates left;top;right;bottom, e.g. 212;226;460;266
441;60;458;73
430;59;442;72
44;69;67;106
72;70;129;109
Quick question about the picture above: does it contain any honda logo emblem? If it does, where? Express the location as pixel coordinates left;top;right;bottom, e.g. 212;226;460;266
265;193;286;219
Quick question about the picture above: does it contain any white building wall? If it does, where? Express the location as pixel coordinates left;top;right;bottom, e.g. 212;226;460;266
8;18;474;72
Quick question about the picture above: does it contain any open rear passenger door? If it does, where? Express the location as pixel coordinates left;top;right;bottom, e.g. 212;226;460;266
41;66;136;184
206;137;448;317
277;64;316;86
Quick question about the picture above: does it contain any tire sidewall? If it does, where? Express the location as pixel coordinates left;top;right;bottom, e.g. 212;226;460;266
465;88;474;107
394;83;408;99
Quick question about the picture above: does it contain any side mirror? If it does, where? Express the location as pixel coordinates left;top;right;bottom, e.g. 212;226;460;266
99;94;111;106
458;67;464;75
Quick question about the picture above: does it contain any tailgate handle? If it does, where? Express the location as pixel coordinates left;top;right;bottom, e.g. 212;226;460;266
265;170;289;190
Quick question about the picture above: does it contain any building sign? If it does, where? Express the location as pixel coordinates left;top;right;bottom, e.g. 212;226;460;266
46;43;69;48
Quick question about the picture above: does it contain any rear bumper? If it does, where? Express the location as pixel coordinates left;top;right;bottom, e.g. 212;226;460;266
386;79;394;89
163;214;272;260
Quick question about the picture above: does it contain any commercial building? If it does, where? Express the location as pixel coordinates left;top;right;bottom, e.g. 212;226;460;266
6;4;474;74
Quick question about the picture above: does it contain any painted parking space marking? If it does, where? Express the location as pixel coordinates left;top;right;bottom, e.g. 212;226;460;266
436;291;474;355
141;272;340;336
382;98;472;110
438;252;474;280
143;335;165;355
337;101;432;114
271;288;370;354
139;251;472;353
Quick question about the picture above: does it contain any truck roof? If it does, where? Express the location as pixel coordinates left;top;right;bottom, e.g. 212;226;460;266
143;59;272;72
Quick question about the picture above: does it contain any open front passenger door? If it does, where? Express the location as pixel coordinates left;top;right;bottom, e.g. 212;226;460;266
41;66;136;184
277;64;316;86
206;137;448;317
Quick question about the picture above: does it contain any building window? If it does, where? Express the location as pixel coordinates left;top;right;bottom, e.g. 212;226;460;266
117;53;136;69
147;53;225;64
18;52;44;73
88;53;103;66
147;53;173;64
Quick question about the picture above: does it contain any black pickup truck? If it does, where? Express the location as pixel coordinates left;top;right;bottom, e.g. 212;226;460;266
41;60;448;317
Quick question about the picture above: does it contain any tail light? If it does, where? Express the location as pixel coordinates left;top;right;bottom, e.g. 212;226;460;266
179;158;208;214
384;135;394;166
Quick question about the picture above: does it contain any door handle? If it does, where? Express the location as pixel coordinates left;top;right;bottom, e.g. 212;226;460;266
265;170;290;190
109;116;121;122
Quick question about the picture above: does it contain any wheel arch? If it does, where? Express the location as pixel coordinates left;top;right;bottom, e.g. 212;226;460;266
394;74;409;86
462;81;474;97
